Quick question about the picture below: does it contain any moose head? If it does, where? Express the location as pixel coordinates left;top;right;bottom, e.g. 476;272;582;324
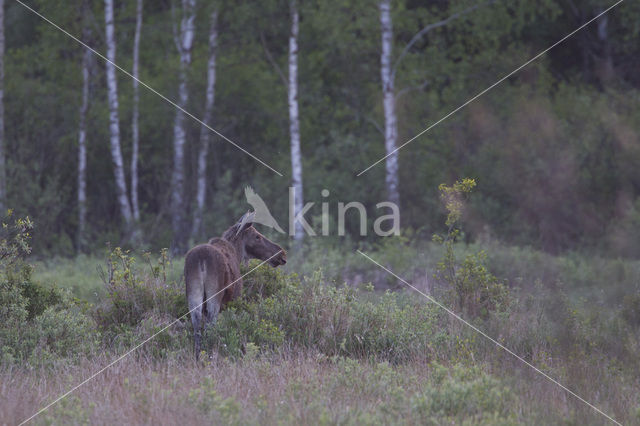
221;211;287;267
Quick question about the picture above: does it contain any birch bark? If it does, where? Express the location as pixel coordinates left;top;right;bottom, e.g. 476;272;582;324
289;1;304;241
170;0;196;253
0;0;6;214
77;3;91;251
104;0;134;229
131;0;143;222
597;9;613;82
379;0;400;207
191;9;218;240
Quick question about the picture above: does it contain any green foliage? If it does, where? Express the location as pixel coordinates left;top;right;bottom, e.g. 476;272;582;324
439;179;477;229
96;247;187;330
209;268;444;363
31;306;100;360
412;364;515;423
622;293;640;327
434;180;510;318
0;214;99;365
239;259;296;303
3;0;640;254
187;376;241;423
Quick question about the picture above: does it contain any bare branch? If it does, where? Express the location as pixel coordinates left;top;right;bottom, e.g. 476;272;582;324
170;0;181;54
392;0;496;81
396;79;429;100
364;114;384;136
260;31;288;89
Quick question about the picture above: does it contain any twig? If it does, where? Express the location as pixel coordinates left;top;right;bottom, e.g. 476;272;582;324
260;31;288;89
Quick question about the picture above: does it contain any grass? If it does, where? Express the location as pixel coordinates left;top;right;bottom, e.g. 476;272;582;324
31;253;186;303
0;350;598;425
4;348;636;425
4;238;640;425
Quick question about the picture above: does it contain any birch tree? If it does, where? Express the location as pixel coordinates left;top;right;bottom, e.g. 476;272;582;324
379;0;399;207
288;0;304;241
191;9;218;240
170;0;196;254
0;0;5;214
597;8;614;83
131;0;143;222
104;0;134;233
378;0;493;207
77;1;92;252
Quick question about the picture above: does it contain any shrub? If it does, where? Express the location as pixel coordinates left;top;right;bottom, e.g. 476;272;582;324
412;363;515;423
29;306;100;361
0;214;99;365
434;179;510;318
239;259;297;303
622;293;640;327
209;268;444;363
96;247;187;330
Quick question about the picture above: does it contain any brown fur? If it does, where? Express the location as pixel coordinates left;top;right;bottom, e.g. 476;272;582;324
184;213;286;357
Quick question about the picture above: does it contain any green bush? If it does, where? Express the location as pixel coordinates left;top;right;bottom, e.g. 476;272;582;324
412;363;515;423
239;259;297;303
209;268;444;363
96;247;187;330
434;180;511;319
29;306;100;361
0;214;99;365
622;293;640;327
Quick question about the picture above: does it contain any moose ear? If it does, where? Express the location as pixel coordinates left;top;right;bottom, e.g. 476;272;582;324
235;211;256;236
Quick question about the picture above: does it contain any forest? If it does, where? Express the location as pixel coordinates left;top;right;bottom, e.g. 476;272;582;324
1;0;640;424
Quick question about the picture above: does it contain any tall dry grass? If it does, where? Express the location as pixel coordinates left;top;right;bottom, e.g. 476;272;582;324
2;345;637;425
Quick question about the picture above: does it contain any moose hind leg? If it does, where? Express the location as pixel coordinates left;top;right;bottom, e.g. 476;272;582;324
204;295;221;327
189;300;203;358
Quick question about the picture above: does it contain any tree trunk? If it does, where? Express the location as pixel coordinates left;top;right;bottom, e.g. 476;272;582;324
170;0;196;254
77;2;91;252
191;9;218;241
0;0;6;214
104;0;134;232
596;9;614;83
131;0;142;222
288;0;304;241
379;0;400;207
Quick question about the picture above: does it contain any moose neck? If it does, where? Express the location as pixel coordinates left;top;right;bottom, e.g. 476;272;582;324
221;227;248;265
230;237;248;264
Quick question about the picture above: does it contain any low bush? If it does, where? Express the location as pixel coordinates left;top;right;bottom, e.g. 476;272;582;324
412;363;516;423
622;292;640;327
0;214;99;365
433;179;511;319
28;306;100;363
209;267;445;363
96;248;187;331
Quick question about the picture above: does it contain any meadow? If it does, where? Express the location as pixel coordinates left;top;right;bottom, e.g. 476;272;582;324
2;216;640;425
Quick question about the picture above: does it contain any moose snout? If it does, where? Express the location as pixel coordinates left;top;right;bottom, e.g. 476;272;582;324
271;250;286;266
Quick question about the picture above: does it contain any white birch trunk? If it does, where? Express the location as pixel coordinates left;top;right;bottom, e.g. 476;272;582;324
77;5;91;251
597;9;613;82
191;9;218;240
288;1;304;241
104;0;134;229
0;0;6;214
131;0;142;222
170;0;196;253
379;0;400;207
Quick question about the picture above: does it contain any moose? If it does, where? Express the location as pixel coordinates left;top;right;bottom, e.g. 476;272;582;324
184;211;287;357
